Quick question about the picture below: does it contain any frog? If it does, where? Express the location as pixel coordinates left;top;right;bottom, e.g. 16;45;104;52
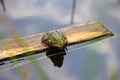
42;31;68;49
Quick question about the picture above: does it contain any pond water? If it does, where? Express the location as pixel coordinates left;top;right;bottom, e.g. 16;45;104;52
0;0;120;80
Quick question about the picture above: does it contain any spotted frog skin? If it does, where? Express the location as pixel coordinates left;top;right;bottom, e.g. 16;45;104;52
42;31;68;48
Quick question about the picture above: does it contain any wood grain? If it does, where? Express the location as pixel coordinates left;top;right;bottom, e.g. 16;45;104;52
0;23;114;61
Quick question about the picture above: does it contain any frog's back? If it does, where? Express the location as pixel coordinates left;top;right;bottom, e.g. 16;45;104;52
42;31;68;48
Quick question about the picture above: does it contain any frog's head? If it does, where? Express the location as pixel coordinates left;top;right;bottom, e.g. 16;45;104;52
42;31;68;48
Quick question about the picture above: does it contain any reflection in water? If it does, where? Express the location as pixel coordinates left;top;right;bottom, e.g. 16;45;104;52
70;0;76;25
0;0;6;11
0;62;5;65
46;48;67;68
0;58;24;66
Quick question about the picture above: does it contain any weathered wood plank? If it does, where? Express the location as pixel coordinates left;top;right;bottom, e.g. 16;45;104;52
0;23;114;60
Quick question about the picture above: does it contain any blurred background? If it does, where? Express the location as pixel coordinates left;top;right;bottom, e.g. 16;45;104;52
0;0;120;80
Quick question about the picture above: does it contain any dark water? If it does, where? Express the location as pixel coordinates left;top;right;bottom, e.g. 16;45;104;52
0;0;120;80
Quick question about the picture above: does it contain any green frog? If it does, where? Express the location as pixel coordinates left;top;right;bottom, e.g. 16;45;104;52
42;31;68;49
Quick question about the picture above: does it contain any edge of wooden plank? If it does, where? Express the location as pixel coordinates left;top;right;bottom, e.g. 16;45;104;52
0;22;115;61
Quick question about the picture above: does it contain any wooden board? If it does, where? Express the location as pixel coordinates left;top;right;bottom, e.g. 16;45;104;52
0;23;114;61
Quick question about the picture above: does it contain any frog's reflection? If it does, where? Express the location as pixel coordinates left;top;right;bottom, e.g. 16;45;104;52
46;48;67;68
